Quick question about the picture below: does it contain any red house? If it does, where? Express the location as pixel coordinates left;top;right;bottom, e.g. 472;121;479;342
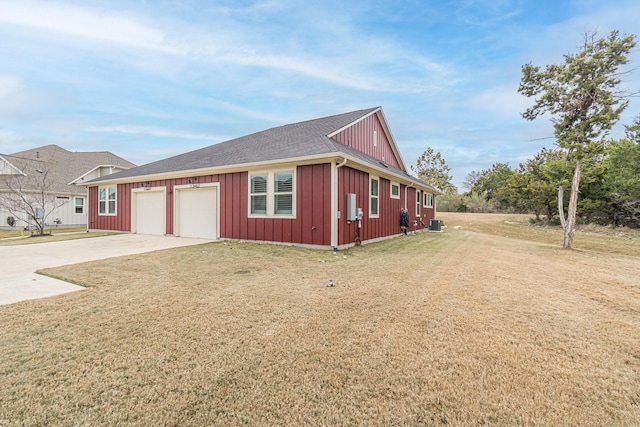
86;107;441;249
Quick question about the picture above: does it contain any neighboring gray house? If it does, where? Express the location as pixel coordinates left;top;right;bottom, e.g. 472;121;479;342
0;145;135;229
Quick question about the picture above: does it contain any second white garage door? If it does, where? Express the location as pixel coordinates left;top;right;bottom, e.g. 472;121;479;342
175;185;218;239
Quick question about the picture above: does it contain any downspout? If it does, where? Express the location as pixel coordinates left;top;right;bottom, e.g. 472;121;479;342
404;182;413;211
331;158;347;249
434;192;438;219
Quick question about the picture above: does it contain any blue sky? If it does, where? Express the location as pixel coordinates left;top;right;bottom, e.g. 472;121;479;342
1;0;639;190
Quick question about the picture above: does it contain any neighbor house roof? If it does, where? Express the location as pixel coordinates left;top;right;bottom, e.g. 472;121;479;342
87;108;441;193
1;145;136;195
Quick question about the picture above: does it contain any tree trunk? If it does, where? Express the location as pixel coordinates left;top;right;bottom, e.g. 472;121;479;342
562;160;582;249
558;186;566;230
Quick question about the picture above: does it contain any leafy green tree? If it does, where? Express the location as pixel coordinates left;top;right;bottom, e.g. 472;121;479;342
518;30;636;248
602;132;640;226
470;163;514;210
412;147;458;194
528;149;570;221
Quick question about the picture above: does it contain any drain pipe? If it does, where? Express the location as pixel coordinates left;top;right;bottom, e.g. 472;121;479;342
404;182;413;211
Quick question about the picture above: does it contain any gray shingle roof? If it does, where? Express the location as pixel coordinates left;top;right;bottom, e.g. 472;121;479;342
1;145;136;195
87;108;440;193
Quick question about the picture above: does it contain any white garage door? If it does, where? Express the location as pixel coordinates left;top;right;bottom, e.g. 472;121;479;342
176;186;218;239
134;190;165;235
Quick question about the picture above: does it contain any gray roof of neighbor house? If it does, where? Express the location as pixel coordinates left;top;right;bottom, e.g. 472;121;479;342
87;108;441;193
1;145;136;195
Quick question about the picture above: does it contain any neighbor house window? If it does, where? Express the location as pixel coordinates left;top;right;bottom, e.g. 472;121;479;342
424;193;433;208
249;170;296;217
416;190;421;216
98;186;117;215
390;182;400;199
370;176;379;218
74;197;85;214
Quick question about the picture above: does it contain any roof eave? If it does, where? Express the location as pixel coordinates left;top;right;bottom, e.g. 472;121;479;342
84;152;441;194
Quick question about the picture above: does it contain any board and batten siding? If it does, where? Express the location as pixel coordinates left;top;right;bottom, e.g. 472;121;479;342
88;164;333;246
332;113;400;169
337;166;405;246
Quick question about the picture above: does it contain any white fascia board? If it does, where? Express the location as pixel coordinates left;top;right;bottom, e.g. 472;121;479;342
81;154;346;186
82;152;442;194
325;107;408;173
374;109;407;172
0;155;26;176
68;165;129;185
326;107;381;138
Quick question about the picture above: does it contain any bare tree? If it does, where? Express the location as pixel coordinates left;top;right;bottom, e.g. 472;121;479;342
0;156;69;235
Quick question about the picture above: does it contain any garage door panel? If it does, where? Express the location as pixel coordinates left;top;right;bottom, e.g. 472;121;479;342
134;190;165;235
177;187;217;239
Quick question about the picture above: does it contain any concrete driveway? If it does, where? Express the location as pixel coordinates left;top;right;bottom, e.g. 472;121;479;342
0;234;212;306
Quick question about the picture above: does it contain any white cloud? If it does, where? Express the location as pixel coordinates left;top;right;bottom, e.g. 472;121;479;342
0;0;186;54
467;82;531;119
85;125;226;142
0;75;53;117
0;1;454;93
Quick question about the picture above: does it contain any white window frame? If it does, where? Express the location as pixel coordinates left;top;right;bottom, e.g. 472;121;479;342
98;185;117;216
74;196;85;215
416;190;421;216
369;175;379;218
424;193;433;208
248;169;296;218
373;130;378;147
390;182;400;199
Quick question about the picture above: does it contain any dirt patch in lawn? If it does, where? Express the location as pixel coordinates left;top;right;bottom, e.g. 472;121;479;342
1;216;639;426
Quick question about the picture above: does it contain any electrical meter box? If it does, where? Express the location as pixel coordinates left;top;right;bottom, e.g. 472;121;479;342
347;193;357;221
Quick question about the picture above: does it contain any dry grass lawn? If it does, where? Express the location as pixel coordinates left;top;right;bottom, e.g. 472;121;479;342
1;213;639;425
0;228;119;246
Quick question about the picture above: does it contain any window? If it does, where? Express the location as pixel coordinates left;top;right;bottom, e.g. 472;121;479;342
424;193;433;208
390;182;400;199
274;172;293;214
74;197;85;214
249;170;295;217
370;176;379;217
373;130;378;147
250;174;267;215
416;190;421;216
99;186;117;215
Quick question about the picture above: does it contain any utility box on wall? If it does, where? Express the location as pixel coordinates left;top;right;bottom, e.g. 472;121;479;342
347;193;357;221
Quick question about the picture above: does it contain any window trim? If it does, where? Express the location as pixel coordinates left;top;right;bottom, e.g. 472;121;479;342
415;190;421;217
390;182;400;199
248;169;296;218
98;185;117;216
369;175;379;218
423;193;433;208
74;196;85;215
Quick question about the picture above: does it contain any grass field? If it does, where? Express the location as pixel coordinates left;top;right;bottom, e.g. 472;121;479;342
1;214;639;425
